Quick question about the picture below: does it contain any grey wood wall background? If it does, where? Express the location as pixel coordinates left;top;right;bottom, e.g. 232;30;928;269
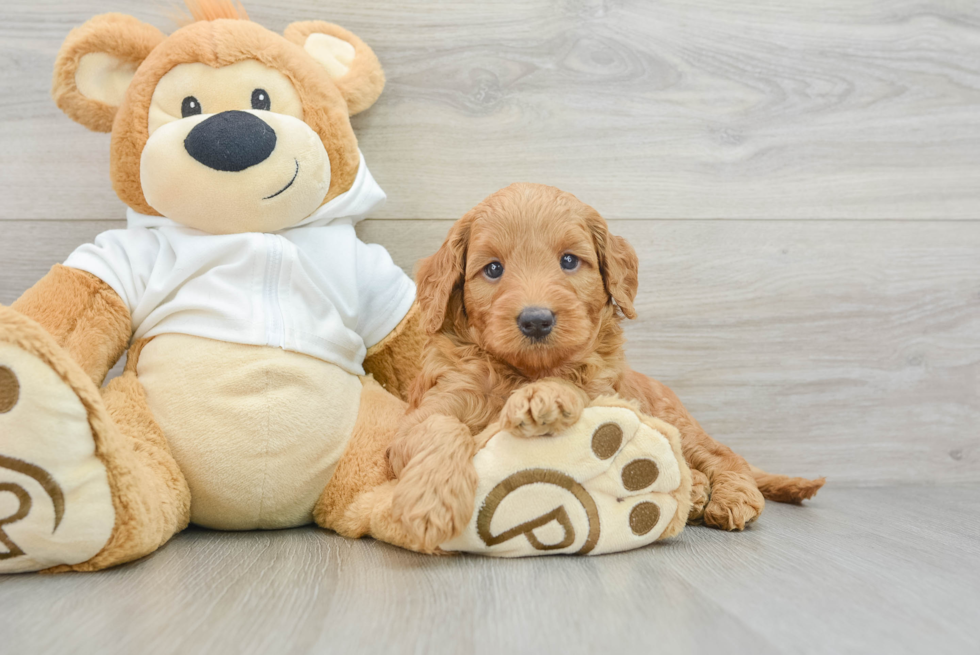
1;0;978;486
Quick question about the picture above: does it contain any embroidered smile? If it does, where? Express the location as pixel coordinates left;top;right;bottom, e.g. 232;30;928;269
263;159;299;199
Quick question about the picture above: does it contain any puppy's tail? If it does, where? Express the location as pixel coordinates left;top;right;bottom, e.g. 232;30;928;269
750;465;825;504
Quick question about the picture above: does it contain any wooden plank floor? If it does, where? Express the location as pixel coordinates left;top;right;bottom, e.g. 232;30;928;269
1;2;977;485
2;1;980;652
1;485;977;655
2;1;980;220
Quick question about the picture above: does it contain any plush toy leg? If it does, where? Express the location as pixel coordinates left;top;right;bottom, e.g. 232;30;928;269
440;397;693;557
11;265;130;387
313;376;431;552
0;307;190;573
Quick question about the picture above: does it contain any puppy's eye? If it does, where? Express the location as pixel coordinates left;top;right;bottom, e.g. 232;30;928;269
251;89;271;111
181;96;202;118
483;261;504;280
560;253;580;271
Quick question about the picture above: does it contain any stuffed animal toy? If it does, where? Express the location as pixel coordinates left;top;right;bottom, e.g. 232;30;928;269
0;0;691;572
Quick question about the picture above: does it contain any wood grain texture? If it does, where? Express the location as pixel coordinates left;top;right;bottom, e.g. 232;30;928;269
363;218;980;486
0;485;977;655
3;3;978;652
2;218;978;485
2;0;980;220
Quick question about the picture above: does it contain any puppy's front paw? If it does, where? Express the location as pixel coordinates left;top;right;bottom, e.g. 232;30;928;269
702;471;765;531
385;434;414;478
501;381;588;438
391;453;478;553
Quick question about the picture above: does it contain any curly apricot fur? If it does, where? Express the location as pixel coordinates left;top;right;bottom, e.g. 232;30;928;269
391;183;823;543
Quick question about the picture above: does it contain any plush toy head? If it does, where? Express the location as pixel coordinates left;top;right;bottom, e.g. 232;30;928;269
51;0;384;234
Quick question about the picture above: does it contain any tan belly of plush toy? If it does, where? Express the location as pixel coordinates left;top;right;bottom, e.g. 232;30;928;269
137;335;361;530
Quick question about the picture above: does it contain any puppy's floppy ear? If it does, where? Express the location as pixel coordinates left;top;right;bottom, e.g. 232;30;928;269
415;212;474;334
52;14;165;132
283;21;385;115
586;209;639;319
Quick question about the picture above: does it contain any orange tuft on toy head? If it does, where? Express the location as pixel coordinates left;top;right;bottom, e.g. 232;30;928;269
179;0;250;23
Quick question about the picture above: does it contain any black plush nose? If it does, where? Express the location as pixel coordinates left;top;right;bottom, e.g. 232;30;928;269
517;307;555;339
184;110;276;172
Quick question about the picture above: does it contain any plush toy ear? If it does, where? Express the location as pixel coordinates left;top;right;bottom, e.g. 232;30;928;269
585;210;639;319
414;212;474;334
283;21;385;115
51;13;165;132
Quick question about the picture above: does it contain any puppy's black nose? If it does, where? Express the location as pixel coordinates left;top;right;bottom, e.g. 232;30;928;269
517;307;555;339
184;110;276;172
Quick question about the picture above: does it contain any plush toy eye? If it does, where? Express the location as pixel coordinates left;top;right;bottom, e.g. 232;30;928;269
181;96;202;118
560;253;580;271
251;89;271;111
483;261;504;280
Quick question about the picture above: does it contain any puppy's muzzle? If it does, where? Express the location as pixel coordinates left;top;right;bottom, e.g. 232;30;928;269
518;307;555;340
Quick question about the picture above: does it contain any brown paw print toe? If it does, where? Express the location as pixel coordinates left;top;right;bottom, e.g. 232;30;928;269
0;366;19;414
591;423;623;460
629;502;661;536
621;458;659;491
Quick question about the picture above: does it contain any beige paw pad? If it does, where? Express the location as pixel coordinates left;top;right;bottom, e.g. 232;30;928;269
441;405;685;557
0;343;114;573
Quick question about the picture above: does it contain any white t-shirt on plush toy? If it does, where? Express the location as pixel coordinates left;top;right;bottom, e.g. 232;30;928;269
64;153;415;375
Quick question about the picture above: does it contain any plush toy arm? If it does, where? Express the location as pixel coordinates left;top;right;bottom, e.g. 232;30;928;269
10;264;131;386
362;301;425;402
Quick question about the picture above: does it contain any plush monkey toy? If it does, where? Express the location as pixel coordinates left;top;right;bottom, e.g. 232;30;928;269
0;1;691;572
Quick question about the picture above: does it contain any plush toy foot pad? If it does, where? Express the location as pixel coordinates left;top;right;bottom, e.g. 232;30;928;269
0;333;114;573
442;401;687;557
